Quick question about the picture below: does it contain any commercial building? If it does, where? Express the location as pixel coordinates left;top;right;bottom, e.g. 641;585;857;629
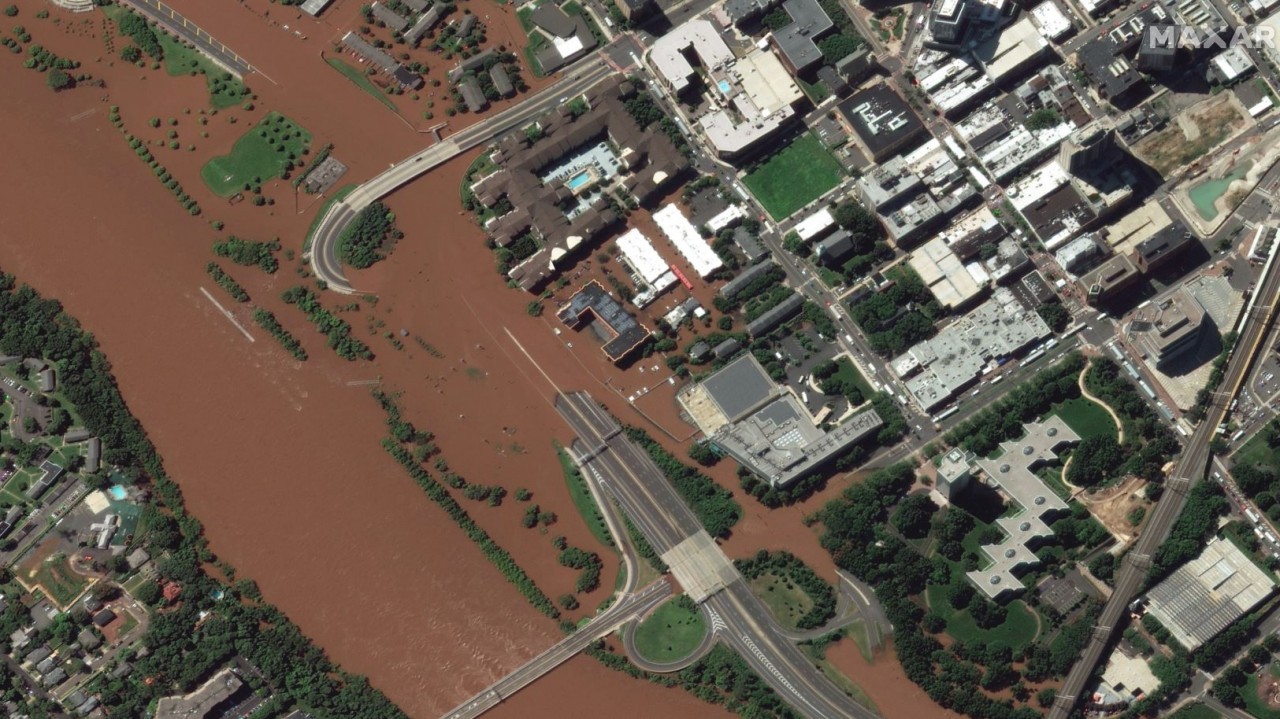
1058;119;1118;176
1126;286;1209;369
1144;537;1276;651
837;84;927;162
528;6;598;74
300;0;336;16
968;417;1079;598
769;0;834;74
615;228;677;305
1055;233;1105;275
792;207;837;242
1080;253;1141;304
1136;24;1178;73
856;156;924;210
895;288;1051;411
936;447;975;501
25;460;63;501
340;32;422;89
929;0;970;43
473;78;687;291
974;17;1049;84
556;281;651;363
678;354;883;486
155;669;250;719
882;192;945;247
1208;45;1256;85
653;204;723;278
908;236;987;310
648;20;802;158
1134;223;1193;272
1076;5;1171;105
1028;0;1071;40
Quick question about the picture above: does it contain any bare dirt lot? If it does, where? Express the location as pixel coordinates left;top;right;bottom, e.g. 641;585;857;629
1133;92;1250;176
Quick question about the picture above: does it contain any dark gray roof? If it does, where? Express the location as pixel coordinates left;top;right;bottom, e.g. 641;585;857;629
713;338;742;359
530;4;575;37
772;0;834;73
490;64;514;97
456;13;477;37
460;77;489;113
746;293;805;337
341;32;398;72
724;0;774;23
814;230;854;266
370;2;410;32
719;258;778;300
556;282;651;361
839;84;926;157
702;353;778;421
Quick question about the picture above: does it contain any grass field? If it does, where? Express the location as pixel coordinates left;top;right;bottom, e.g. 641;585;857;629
325;57;399;111
1169;704;1222;719
555;443;614;550
830;357;873;404
633;597;707;663
1050;397;1117;441
925;584;1040;650
33;555;89;607
200;112;312;197
749;572;815;632
156;32;248;109
1237;418;1280;470
1244;675;1280;719
742;132;844;220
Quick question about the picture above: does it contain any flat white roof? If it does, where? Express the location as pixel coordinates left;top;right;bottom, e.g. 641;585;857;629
1146;537;1276;650
654;204;724;278
1029;1;1072;40
707;205;746;232
649;19;735;93
737;47;802;115
617;228;673;286
552;34;585;60
978;17;1049;83
1007;159;1069;210
794;208;835;241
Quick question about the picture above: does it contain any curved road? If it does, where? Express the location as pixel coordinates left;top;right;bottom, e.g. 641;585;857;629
306;56;615;294
620;602;718;673
1048;239;1280;718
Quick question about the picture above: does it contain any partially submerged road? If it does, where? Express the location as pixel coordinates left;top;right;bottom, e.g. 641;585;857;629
306;57;614;294
1049;240;1280;717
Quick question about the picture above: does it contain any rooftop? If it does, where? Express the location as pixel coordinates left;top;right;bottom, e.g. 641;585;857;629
155;669;247;719
771;0;834;73
1145;536;1276;651
556;281;652;362
838;84;926;157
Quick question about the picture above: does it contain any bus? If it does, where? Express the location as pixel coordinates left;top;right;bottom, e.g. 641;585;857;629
1023;349;1046;365
990;375;1006;385
931;406;960;424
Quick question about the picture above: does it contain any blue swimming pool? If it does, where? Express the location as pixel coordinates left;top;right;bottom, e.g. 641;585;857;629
718;79;731;94
108;485;127;501
566;170;591;190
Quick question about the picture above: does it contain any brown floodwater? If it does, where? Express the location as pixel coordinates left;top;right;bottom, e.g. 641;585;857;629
0;1;938;716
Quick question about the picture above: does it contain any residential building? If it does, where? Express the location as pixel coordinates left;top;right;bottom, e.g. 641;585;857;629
1137;24;1178;72
556;281;651;363
769;0;834;75
155;669;250;719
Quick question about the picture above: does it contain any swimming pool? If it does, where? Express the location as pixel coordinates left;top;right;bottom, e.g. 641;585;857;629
566;170;591;191
108;485;127;501
718;79;731;94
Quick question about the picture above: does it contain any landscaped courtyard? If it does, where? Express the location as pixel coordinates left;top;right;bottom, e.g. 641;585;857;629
200;112;312;197
742;132;844;220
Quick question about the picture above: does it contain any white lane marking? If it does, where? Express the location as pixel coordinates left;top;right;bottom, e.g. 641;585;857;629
199;287;253;342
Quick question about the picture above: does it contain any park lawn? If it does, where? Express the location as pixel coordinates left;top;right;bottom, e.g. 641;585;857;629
831;357;873;403
1237;419;1280;470
633;598;708;663
33;555;89;607
1168;704;1221;719
200;112;312;197
121;572;154;600
1050;397;1117;441
749;572;815;632
303;184;357;252
156;31;249;109
555;443;614;550
948;596;1039;650
1244;675;1280;719
742;132;844;220
325;57;399;111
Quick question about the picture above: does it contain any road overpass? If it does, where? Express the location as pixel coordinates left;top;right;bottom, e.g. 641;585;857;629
305;56;615;294
555;391;880;719
440;577;672;719
1049;239;1280;718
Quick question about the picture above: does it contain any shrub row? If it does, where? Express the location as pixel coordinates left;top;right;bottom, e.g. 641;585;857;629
251;308;307;361
205;262;248;302
280;286;372;361
108;106;201;216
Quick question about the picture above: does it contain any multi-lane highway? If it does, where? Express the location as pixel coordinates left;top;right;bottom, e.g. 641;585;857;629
1050;235;1280;718
555;391;880;719
306;57;615;293
440;577;672;719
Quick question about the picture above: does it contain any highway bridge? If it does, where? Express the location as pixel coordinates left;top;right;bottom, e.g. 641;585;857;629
305;57;615;294
554;391;881;719
1049;242;1280;718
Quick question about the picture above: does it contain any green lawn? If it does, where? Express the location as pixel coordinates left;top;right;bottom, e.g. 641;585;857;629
831;357;873;404
748;572;815;632
925;584;1040;651
742;132;844;220
555;443;614;550
633;597;708;663
523;30;550;77
200;112;312;197
1050;397;1117;441
1168;704;1221;719
304;184;357;252
1244;675;1280;719
33;555;90;607
156;31;249;109
1237;418;1280;470
325;57;398;111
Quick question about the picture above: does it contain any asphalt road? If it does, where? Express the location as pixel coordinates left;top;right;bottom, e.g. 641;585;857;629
440;578;672;719
120;0;253;77
555;391;880;719
1049;236;1280;717
306;56;615;293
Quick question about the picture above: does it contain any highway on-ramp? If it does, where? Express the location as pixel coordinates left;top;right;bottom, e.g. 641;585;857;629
1049;240;1280;718
306;57;615;294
